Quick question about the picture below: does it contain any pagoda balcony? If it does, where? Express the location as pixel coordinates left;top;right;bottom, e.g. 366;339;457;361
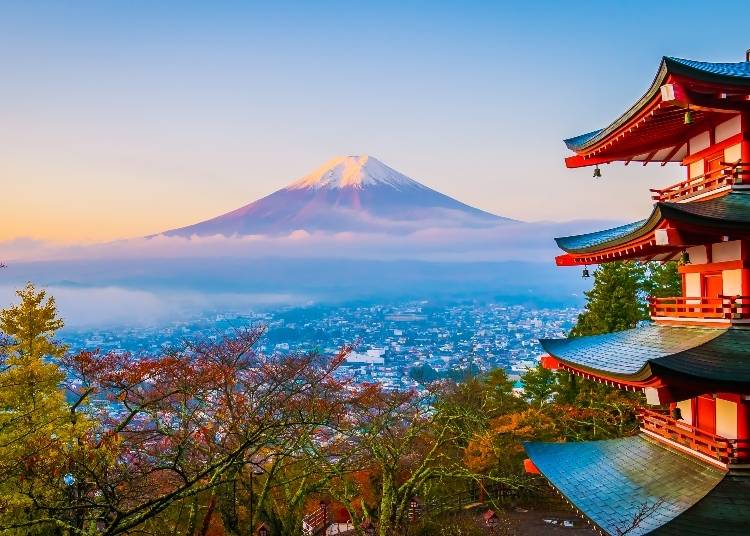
648;295;750;323
650;161;750;203
638;407;750;466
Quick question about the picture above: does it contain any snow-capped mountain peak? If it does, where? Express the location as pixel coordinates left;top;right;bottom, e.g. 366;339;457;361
161;155;513;237
287;155;422;191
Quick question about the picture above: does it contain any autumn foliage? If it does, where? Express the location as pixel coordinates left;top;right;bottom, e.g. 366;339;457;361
0;283;640;535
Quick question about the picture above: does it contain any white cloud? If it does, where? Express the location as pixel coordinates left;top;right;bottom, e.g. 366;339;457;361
0;220;619;264
0;285;306;328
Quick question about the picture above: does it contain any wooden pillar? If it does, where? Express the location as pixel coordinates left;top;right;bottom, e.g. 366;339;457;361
741;241;750;297
742;112;750;181
738;398;750;439
681;271;687;299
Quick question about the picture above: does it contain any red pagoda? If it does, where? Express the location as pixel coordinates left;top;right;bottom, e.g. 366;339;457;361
524;54;750;535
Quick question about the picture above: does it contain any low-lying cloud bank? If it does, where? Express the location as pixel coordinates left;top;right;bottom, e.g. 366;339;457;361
0;222;609;327
1;220;617;264
0;284;306;328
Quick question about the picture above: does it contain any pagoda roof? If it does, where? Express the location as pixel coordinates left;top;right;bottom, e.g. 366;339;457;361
555;191;750;263
524;435;728;536
556;219;650;254
564;56;750;168
540;324;750;385
660;189;750;227
650;472;750;535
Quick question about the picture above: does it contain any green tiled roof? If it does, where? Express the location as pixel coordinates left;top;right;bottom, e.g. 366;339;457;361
555;220;649;252
660;192;750;228
653;328;750;382
565;56;750;153
555;192;750;254
541;325;750;383
524;435;727;536
651;473;750;535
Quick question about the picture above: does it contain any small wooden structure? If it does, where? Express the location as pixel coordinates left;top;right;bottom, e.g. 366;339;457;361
482;509;499;527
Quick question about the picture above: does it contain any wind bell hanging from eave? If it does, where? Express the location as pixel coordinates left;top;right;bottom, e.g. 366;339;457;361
593;165;602;178
684;104;694;125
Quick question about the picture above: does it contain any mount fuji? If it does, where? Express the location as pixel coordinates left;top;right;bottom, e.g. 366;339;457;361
162;155;512;237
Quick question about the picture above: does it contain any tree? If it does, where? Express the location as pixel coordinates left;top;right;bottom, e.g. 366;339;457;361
555;260;666;437
520;364;556;408
325;381;525;536
334;387;450;536
482;368;525;417
0;317;355;536
570;260;681;338
643;261;681;299
0;283;87;534
570;262;646;337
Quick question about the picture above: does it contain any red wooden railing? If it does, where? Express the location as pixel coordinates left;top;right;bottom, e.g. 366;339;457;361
638;407;750;464
650;161;750;202
302;506;328;536
648;295;750;320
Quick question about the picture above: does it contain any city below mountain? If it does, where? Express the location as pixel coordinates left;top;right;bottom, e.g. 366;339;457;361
161;155;512;237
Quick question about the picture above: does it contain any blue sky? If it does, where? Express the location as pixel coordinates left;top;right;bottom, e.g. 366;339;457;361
2;1;749;241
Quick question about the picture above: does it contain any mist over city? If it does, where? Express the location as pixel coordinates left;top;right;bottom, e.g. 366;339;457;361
2;2;749;535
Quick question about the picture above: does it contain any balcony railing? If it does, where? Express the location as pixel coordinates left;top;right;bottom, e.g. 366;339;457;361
302;506;328;536
638;407;750;465
650;161;749;202
648;295;750;320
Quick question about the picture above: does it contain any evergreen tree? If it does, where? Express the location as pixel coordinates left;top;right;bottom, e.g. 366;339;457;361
570;262;646;337
520;363;557;407
643;261;681;298
555;261;675;432
571;260;681;338
0;283;78;533
482;368;525;416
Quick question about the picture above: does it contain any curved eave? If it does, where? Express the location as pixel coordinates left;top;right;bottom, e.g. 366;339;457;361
659;191;750;231
524;435;727;536
555;193;750;262
565;56;750;158
650;472;750;535
541;325;750;386
555;212;661;254
542;349;656;385
564;57;673;152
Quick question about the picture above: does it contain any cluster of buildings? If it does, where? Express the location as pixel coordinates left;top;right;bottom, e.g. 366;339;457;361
61;300;578;391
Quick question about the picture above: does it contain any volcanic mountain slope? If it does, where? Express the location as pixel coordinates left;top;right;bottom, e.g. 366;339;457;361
162;155;512;237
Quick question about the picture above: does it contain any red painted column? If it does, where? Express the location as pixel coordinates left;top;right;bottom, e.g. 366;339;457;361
742;112;750;183
681;272;687;299
691;398;698;427
696;396;716;434
738;398;750;440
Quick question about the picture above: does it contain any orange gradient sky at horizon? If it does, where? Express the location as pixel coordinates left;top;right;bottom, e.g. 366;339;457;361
3;1;747;243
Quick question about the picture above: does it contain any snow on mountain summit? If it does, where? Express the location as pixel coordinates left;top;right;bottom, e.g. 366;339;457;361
288;155;422;191
160;155;513;237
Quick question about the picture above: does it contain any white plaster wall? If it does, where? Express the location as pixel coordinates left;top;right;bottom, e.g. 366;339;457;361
685;272;702;297
713;240;742;262
725;143;742;163
723;269;742;296
690;160;705;179
676;399;693;424
687;245;709;264
690;131;711;154
715;115;742;143
716;397;738;439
